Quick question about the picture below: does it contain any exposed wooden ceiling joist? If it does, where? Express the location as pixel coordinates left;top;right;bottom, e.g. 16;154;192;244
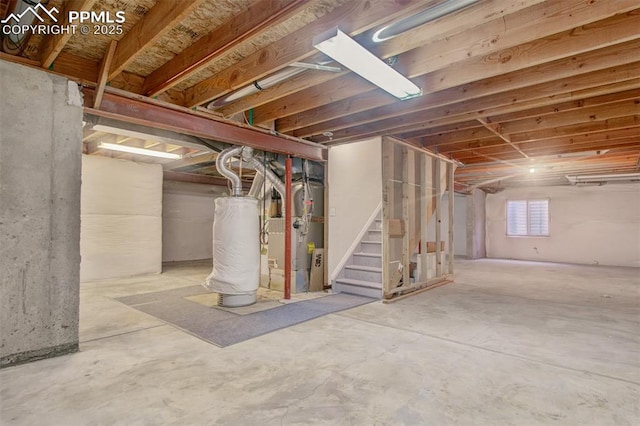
1;0;636;188
286;10;640;139
307;43;640;143
223;0;545;118
184;0;439;108
40;0;96;68
163;171;248;188
143;0;312;97
93;40;117;109
107;0;207;81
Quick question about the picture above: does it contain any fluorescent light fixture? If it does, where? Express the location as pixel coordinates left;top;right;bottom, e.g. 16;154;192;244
89;118;212;151
313;28;421;100
99;142;182;159
566;173;640;184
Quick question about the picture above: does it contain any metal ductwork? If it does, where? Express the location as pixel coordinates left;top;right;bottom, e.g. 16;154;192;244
215;146;244;196
216;145;286;199
207;67;306;110
372;0;480;42
248;155;286;199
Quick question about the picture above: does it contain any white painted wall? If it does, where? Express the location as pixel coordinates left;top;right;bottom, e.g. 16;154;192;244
486;184;640;267
328;137;382;280
162;181;219;262
80;155;163;281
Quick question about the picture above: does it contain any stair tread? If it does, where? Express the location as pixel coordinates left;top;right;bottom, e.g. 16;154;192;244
368;229;382;232
345;265;382;272
361;240;382;244
335;278;382;289
353;252;382;258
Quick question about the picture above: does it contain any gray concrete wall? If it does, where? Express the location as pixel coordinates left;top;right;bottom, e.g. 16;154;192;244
0;60;82;367
466;189;486;259
162;181;220;262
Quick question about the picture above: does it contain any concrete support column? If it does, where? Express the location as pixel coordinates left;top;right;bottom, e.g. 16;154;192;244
466;188;486;259
0;60;83;367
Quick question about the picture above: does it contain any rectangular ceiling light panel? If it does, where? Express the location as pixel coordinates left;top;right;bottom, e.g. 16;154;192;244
313;28;421;100
99;142;182;159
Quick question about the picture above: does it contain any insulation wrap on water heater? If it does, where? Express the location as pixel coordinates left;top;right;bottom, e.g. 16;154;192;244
204;197;260;295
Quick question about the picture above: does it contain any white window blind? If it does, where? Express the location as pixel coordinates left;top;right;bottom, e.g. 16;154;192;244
507;199;549;236
507;200;527;236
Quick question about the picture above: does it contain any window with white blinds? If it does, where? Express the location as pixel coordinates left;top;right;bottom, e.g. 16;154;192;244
506;199;549;236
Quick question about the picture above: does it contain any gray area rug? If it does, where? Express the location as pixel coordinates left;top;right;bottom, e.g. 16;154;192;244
116;286;374;347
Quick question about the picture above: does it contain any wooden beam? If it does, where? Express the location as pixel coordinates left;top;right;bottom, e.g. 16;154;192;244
412;79;640;140
509;115;640;143
94;41;117;109
454;139;640;161
500;99;640;136
253;74;376;124
40;0;96;68
4;48;142;93
412;81;640;145
476;117;529;159
81;88;327;161
278;2;640;134
108;0;206;81
184;0;436;107
458;148;640;166
448;128;640;158
400;0;639;80
284;9;640;137
455;150;639;170
163;171;250;189
222;0;548;118
289;44;640;137
306;53;640;143
442;135;635;158
143;0;311;97
163;153;217;171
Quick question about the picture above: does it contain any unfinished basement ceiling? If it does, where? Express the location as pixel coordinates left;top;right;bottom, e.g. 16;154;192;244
2;0;638;191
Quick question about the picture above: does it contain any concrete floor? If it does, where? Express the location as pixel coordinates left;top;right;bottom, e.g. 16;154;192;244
1;259;638;425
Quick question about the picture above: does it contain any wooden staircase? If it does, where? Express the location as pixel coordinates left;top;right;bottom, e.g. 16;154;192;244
333;216;383;299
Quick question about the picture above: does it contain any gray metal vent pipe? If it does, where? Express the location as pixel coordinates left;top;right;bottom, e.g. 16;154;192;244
216;146;244;196
216;145;286;199
248;155;286;199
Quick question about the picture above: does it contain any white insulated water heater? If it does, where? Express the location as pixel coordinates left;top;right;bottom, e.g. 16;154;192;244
204;196;260;307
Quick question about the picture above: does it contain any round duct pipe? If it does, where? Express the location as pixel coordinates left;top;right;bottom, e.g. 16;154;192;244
215;146;244;196
372;0;480;42
207;66;306;110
